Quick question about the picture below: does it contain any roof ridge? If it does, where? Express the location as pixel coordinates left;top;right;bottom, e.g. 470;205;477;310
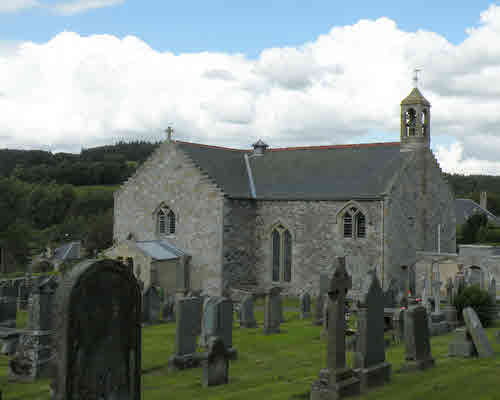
175;140;400;152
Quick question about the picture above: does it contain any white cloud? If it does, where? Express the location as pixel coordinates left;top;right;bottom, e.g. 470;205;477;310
0;0;39;13
436;142;500;175
3;6;500;173
52;0;124;15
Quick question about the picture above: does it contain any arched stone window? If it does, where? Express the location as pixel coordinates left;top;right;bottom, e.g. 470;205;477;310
156;205;176;235
421;109;428;136
342;206;366;239
271;223;292;283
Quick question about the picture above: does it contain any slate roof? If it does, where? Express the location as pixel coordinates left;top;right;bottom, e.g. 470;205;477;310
176;141;404;200
135;240;185;261
455;198;499;226
401;88;431;106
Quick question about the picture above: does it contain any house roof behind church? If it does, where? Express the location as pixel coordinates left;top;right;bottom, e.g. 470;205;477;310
455;198;499;226
176;141;404;200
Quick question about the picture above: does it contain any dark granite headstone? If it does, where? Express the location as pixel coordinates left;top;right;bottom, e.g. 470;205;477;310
299;291;312;319
169;296;203;370
142;285;161;324
313;273;329;325
263;287;281;334
353;271;391;389
50;259;141;400
402;305;434;371
448;327;477;358
240;294;257;328
201;337;230;387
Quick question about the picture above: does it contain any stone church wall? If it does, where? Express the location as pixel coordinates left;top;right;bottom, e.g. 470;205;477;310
222;198;257;290
113;142;225;296
254;199;383;296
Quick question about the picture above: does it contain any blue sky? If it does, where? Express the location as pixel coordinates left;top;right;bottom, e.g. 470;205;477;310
2;1;494;56
2;0;500;174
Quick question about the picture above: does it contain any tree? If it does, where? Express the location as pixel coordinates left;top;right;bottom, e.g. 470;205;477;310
461;213;488;244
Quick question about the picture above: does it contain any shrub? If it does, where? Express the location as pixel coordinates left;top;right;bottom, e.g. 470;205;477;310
453;285;495;327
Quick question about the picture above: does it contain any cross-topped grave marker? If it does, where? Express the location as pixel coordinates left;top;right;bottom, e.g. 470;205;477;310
311;257;360;400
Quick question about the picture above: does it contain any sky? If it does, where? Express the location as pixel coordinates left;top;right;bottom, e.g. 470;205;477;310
1;1;500;175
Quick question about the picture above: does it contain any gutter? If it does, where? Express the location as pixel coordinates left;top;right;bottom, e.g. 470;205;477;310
243;154;257;199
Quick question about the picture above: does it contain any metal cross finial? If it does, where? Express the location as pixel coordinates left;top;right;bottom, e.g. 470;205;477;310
413;68;422;88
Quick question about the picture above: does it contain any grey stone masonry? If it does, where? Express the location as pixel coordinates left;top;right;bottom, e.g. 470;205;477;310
201;337;230;387
310;257;360;400
448;327;477;358
239;294;257;328
169;296;203;370
263;287;281;334
463;307;494;358
402;305;435;372
353;271;391;390
51;259;142;400
300;291;312;319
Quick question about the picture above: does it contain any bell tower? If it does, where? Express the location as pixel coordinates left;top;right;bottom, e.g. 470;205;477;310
400;70;431;151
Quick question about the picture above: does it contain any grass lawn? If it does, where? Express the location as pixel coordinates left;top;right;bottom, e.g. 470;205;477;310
2;304;500;400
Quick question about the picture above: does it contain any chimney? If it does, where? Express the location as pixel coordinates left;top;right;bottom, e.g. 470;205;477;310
252;139;268;156
165;126;174;143
480;191;487;210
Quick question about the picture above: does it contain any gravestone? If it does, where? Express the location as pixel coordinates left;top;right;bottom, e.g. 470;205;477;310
199;297;236;358
9;281;55;381
445;277;454;304
201;336;231;387
320;295;330;340
0;297;17;328
488;278;496;304
300;291;312;319
383;278;398;308
402;305;435;371
313;273;329;325
51;259;142;400
142;285;161;324
353;271;391;390
462;307;494;358
169;296;203;370
263;287;281;334
448;327;477;358
240;294;257;328
310;257;360;400
162;294;176;322
392;308;405;344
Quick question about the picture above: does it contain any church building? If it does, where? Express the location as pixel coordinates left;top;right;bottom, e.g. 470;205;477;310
108;86;456;296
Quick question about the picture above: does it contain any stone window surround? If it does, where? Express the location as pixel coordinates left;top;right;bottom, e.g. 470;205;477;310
153;203;177;237
270;221;293;284
336;200;369;240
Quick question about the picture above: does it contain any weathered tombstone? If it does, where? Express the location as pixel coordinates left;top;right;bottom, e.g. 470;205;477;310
445;277;454;305
0;330;21;356
263;287;281;334
392;308;405;344
51;259;142;400
310;257;360;400
240;294;257;328
488;277;496;304
199;297;236;358
313;273;329;325
320;295;330;340
9;281;55;381
402;305;435;371
462;307;494;358
448;327;477;358
353;271;391;390
201;337;230;387
169;296;203;370
383;278;398;308
142;285;161;324
162;294;176;322
300;291;312;319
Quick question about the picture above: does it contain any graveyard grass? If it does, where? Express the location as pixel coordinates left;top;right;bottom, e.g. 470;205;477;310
3;301;500;400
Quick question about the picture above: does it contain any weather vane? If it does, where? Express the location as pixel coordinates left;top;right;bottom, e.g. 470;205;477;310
413;68;422;88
